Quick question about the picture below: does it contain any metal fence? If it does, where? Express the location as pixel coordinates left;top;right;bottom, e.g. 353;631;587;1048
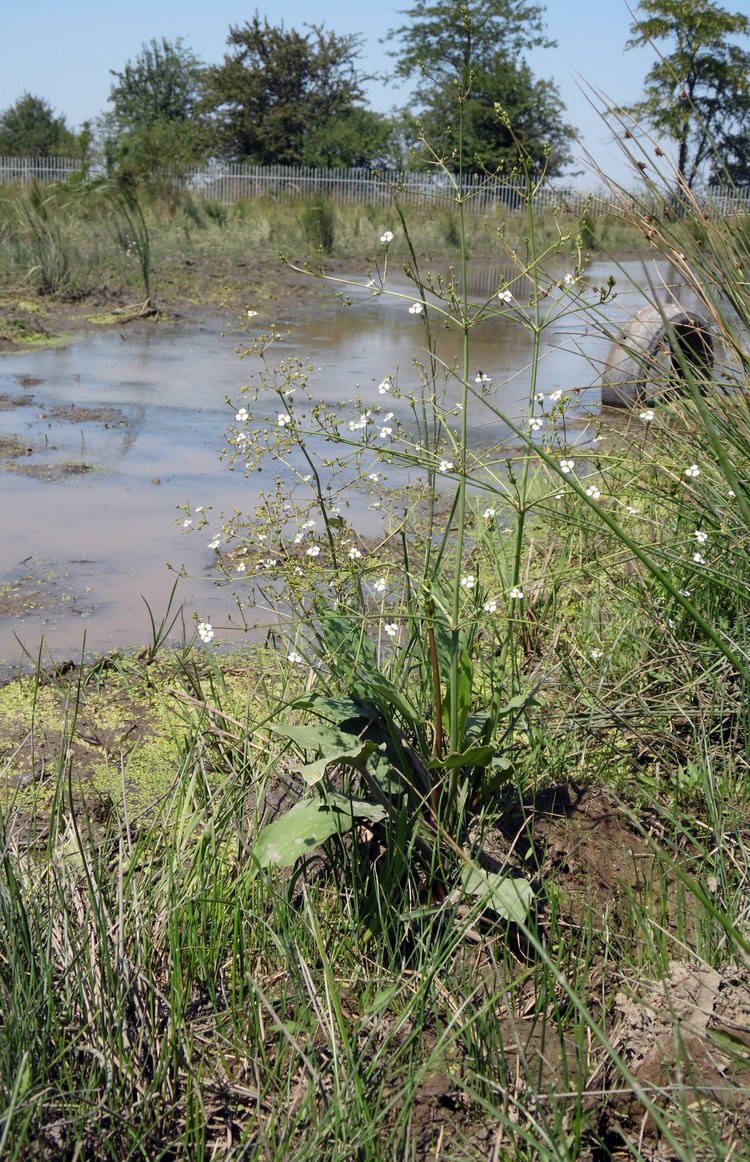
1;155;748;217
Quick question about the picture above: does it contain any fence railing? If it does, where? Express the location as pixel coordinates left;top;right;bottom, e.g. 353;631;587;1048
1;156;748;217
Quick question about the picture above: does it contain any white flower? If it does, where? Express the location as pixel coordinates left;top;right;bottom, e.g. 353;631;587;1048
348;410;372;432
639;409;655;422
287;651;304;664
438;459;454;473
379;426;393;439
182;519;192;528
550;390;564;402
302;520;316;530
729;489;737;498
197;621;214;643
368;472;381;482
236;562;246;573
208;537;221;550
235;407;249;422
626;505;641;515
498;289;513;304
694;530;708;544
483;599;498;613
685;464;701;478
461;574;476;589
306;545;321;557
692;552;705;564
348;547;362;560
378;378;392;394
509;586;524;600
529;417;543;432
383;622;399;637
564;273;575;285
586;485;601;499
277;413;292;427
475;372;492;387
535;392;545;402
409;302;424;315
373;577;387;593
380;230;394;243
590;648;604;659
247;309;258;318
679;589;692;597
195;505;204;513
559;459;575;474
483;507;496;520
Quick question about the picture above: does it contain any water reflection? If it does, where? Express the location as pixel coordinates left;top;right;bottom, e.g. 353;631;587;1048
0;256;682;671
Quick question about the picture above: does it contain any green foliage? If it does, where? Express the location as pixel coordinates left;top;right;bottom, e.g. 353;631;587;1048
388;0;553;83
412;55;575;175
388;0;574;175
0;92;77;157
106;38;209;178
108;37;205;131
300;198;336;253
626;0;750;188
12;179;75;296
200;16;372;166
301;107;401;169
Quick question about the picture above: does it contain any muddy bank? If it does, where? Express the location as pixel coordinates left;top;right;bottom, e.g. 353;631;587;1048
0;255;347;354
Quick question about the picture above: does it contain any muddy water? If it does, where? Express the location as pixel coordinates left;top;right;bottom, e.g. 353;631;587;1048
0;258;678;673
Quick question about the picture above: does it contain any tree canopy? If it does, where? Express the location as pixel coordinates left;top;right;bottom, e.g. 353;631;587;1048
109;38;205;132
199;17;373;166
626;0;750;188
387;1;574;176
0;93;77;157
105;38;209;178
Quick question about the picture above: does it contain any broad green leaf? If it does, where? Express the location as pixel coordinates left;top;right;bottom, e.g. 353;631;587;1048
250;794;386;876
353;673;421;732
291;693;370;727
300;739;378;785
428;744;495;770
464;711;493;746
270;722;379;785
318;611;378;672
271;721;361;753
461;867;533;923
370;753;409;797
498;692;539;716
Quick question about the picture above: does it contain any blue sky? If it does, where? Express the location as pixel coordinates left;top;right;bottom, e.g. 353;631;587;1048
3;1;750;187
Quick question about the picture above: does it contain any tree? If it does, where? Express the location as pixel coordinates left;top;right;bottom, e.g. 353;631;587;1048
387;1;574;176
302;108;401;169
626;0;750;189
0;93;76;156
109;38;205;132
106;39;208;177
405;54;574;175
200;16;370;165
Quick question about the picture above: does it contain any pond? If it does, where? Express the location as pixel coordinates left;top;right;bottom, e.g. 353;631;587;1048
0;256;686;674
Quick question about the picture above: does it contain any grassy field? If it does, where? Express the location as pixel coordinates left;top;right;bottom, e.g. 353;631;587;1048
0;176;643;321
1;161;750;1160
